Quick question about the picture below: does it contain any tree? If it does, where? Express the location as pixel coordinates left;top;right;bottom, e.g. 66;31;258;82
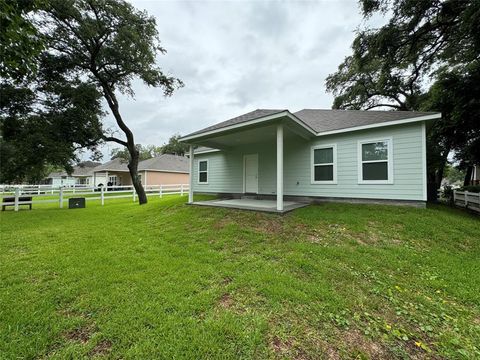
0;0;44;80
0;54;104;184
326;0;480;199
111;144;162;161
30;0;183;204
160;134;189;156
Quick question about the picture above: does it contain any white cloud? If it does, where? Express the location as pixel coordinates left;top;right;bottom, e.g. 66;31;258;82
91;0;367;160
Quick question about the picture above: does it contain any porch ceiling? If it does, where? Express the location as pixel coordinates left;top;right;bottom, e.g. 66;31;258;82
190;121;312;149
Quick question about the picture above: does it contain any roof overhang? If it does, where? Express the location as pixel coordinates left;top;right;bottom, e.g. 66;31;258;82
181;111;441;146
180;111;316;143
315;113;441;136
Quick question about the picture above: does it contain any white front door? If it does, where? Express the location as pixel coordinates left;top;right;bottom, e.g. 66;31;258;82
244;154;258;193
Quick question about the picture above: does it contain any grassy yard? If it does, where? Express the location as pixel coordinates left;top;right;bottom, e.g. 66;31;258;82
1;196;479;359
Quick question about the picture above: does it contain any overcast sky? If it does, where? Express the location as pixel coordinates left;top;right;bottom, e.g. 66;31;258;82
97;0;380;159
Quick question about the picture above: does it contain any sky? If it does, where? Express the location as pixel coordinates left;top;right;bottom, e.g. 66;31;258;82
97;0;378;159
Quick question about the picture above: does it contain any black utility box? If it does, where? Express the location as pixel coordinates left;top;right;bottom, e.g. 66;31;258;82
69;197;86;209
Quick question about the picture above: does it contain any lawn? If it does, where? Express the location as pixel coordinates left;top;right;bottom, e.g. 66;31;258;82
1;196;479;359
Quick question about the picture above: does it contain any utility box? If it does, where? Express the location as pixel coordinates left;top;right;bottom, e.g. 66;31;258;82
69;197;86;209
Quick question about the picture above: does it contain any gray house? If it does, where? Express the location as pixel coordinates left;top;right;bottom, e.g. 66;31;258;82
181;109;441;212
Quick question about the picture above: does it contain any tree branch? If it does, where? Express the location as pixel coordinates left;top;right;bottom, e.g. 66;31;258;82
102;135;127;147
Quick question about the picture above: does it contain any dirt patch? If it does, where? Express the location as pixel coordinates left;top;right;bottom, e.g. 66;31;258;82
218;293;234;309
221;276;233;285
339;329;388;359
90;339;112;357
252;213;284;235
213;217;232;230
63;324;95;344
270;336;310;359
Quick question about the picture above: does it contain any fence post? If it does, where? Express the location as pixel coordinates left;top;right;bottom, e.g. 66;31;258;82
465;191;469;208
160;185;163;198
181;184;184;196
453;189;457;206
101;186;105;206
37;186;40;195
59;187;64;209
14;187;20;212
133;186;136;202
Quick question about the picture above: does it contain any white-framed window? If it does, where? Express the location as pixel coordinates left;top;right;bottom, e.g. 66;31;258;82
108;175;118;185
198;160;208;184
311;144;337;184
358;138;393;184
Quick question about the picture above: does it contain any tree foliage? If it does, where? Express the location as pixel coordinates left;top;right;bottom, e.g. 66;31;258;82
160;134;189;156
0;54;103;184
326;0;480;197
111;144;162;162
1;0;182;203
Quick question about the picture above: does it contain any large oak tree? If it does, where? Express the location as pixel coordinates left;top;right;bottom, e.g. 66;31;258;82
326;0;480;198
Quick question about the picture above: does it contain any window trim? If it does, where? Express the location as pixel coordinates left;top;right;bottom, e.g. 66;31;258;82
311;144;337;184
197;159;209;184
357;137;394;184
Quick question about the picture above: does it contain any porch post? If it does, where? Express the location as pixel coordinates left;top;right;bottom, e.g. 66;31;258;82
188;145;194;203
276;124;284;211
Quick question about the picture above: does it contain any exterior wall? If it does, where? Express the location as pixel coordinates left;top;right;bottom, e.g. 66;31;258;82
143;171;189;185
192;122;426;201
51;177;76;187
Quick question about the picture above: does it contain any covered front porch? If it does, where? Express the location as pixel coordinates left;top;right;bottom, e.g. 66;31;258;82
183;112;315;212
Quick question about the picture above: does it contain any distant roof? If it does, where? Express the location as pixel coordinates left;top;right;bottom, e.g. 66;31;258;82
93;158;128;172
93;154;189;173
182;108;439;139
47;161;102;178
138;154;189;173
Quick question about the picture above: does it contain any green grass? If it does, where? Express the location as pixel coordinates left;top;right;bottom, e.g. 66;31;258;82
1;196;479;359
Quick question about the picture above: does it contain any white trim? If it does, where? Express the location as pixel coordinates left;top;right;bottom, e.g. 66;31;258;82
181;111;316;141
276;124;284;211
194;148;221;155
243;154;259;194
421;122;427;201
181;112;441;142
188;146;194;203
93;169;129;173
317;114;440;137
197;159;209;185
357;137;394;184
311;144;337;184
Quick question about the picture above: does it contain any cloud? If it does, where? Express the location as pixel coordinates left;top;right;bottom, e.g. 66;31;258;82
89;0;366;161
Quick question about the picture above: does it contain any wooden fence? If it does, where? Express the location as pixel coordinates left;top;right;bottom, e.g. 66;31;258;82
0;184;189;212
453;190;480;213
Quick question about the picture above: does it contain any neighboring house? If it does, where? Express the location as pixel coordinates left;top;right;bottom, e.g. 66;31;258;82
181;109;442;210
92;154;189;187
43;161;105;187
470;164;480;185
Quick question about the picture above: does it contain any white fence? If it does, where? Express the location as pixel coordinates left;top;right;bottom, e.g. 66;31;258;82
453;190;480;213
0;184;189;212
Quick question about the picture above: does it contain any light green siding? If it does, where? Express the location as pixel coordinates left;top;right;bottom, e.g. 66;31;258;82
193;122;426;201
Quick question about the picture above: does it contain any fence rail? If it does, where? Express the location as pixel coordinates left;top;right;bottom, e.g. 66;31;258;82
453;190;480;213
0;184;189;211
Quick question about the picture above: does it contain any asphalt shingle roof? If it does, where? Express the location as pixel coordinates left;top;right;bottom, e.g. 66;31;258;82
183;108;439;139
138;154;189;173
294;109;437;133
93;154;189;173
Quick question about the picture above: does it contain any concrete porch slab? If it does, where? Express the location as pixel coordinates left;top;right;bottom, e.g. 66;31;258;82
190;198;308;213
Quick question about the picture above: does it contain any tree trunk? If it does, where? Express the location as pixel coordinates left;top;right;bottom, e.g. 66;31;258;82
100;83;147;205
128;144;147;204
463;165;473;186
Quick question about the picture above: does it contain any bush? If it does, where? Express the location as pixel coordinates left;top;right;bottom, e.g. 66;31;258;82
460;185;480;193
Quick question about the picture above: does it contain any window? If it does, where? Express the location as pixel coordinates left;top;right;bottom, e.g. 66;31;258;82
311;144;337;184
108;175;118;186
198;160;208;184
358;138;393;184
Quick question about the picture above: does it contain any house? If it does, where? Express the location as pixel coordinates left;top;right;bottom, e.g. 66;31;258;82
43;161;105;187
181;109;441;212
469;164;480;185
92;154;189;187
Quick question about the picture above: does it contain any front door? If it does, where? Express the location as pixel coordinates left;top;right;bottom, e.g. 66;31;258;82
244;154;258;193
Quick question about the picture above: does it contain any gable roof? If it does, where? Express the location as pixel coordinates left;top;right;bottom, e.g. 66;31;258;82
47;161;102;178
181;108;440;140
138;154;189;173
93;154;189;173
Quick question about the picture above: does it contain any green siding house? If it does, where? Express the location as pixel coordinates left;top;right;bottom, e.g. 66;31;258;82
181;109;441;211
